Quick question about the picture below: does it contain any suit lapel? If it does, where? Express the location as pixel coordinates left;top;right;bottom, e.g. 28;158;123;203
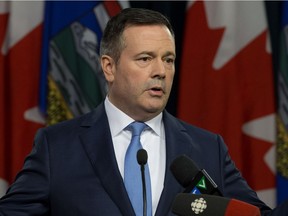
155;111;196;216
79;104;135;216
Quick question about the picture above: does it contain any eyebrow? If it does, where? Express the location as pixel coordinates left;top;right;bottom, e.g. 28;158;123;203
136;51;176;58
164;51;176;58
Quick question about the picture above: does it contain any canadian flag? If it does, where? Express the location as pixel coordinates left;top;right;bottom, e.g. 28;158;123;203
0;2;45;196
178;1;275;207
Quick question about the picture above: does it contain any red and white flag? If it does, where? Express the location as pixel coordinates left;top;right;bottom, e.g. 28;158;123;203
178;1;275;207
0;1;45;196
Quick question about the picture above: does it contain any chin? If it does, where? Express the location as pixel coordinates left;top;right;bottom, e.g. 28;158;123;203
145;104;165;114
141;98;167;112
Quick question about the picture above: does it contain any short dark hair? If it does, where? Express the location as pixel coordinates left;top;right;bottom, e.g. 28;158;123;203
100;8;175;63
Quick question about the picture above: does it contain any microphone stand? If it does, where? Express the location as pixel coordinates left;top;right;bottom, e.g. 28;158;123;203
140;163;147;216
137;149;148;216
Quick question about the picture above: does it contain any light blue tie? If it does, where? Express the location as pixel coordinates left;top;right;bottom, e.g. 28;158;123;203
124;121;152;216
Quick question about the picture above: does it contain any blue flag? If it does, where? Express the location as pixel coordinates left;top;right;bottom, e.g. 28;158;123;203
277;1;288;205
39;1;128;125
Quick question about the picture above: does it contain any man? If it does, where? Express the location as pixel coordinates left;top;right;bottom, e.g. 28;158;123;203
0;7;286;216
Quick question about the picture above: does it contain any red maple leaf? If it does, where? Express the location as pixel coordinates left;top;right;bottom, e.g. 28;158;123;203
178;1;275;190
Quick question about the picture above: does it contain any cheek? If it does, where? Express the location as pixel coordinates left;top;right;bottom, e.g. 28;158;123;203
127;79;144;96
115;63;148;95
166;71;175;86
115;74;139;95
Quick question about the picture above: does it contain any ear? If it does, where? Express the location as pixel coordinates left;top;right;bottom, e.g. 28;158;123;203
101;55;115;82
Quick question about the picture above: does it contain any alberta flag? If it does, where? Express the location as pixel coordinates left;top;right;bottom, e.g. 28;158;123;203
178;1;276;207
277;1;288;205
40;1;129;125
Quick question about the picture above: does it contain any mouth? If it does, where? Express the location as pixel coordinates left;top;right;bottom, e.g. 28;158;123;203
148;86;165;96
151;86;163;91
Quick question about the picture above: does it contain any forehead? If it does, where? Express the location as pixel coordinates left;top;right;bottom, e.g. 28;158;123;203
122;25;175;52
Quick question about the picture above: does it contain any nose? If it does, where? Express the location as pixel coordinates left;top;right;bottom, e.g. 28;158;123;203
151;58;166;79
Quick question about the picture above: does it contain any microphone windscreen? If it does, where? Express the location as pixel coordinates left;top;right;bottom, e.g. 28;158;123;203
172;193;229;216
170;155;199;187
225;199;261;216
137;149;148;165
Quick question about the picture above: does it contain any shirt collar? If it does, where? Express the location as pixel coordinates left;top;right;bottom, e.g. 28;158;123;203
104;96;162;137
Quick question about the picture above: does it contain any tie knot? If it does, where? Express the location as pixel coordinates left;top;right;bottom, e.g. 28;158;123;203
129;121;146;137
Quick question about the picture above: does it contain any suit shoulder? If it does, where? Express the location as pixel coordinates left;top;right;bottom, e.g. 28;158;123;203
179;119;217;138
165;111;219;139
36;106;102;141
44;113;87;133
43;103;105;134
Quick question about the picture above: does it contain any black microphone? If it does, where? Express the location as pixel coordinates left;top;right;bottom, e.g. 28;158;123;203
137;149;148;216
170;155;222;196
172;193;261;216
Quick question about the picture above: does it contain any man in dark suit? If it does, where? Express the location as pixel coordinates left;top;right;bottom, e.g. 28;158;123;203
0;7;286;216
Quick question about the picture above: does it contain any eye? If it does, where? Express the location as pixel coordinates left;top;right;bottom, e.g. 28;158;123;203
135;55;153;67
138;56;151;62
164;57;175;64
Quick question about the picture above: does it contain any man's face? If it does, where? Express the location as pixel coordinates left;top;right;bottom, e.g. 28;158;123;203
103;25;175;121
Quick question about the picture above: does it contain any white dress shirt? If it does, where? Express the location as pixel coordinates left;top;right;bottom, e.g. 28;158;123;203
104;97;166;215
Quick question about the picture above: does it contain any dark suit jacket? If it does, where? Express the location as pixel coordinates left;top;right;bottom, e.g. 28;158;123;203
0;103;282;215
